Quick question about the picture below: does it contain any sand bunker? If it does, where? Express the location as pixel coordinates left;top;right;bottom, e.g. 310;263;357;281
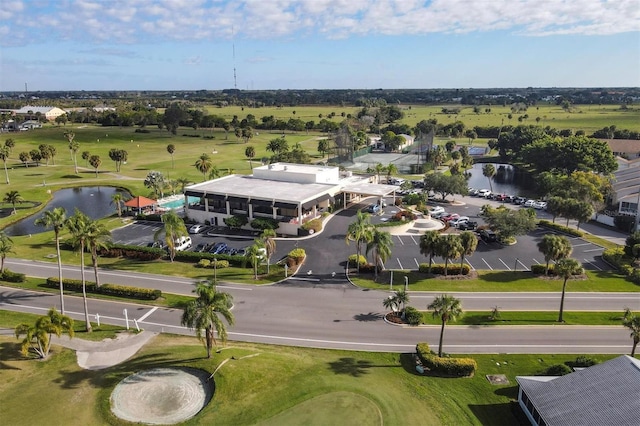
110;367;213;425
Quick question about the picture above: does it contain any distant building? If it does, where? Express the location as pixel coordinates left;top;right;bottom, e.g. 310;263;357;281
603;139;640;159
13;106;66;121
516;355;640;426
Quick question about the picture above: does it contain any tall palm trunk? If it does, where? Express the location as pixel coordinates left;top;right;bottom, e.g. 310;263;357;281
206;326;213;358
91;248;100;287
55;232;65;314
438;319;447;357
79;242;92;332
632;338;638;357
3;161;9;184
558;279;568;322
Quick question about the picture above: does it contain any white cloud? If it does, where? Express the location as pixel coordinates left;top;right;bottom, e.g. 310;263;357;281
1;0;638;47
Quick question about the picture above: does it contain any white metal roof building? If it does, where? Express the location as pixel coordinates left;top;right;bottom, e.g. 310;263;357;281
184;163;397;235
516;355;640;426
13;106;66;120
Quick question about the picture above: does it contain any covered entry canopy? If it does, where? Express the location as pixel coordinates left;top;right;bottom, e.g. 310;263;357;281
124;196;157;209
341;182;398;197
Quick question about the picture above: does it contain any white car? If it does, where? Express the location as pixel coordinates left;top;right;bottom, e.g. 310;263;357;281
533;201;547;210
478;189;491;198
174;236;192;251
189;224;205;234
523;199;535;208
449;216;470;227
428;206;445;216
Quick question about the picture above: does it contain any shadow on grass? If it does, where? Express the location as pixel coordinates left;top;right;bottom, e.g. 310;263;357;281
0;341;29;364
468;401;526;426
327;357;373;377
477;271;532;283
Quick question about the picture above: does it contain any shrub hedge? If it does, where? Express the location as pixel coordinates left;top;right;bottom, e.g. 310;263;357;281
197;259;230;269
531;264;553;275
0;269;26;283
99;244;164;261
45;277;161;300
288;248;306;266
542;364;572;376
538;220;584;237
301;218;323;233
418;263;470;275
416;343;477;377
404;306;422;326
348;254;367;267
250;217;279;230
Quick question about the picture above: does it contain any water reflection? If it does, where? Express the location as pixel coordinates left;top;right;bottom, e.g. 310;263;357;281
465;163;525;195
4;186;128;236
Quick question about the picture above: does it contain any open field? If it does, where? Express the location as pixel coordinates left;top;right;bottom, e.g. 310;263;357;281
0;319;619;426
351;270;640;292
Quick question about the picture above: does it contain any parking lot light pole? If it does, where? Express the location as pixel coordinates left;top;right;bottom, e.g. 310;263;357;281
404;276;408;292
514;258;518;273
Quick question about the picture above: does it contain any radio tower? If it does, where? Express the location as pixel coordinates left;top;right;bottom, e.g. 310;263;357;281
232;26;237;89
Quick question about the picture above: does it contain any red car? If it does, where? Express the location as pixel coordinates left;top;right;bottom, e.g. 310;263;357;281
494;194;508;202
441;213;460;222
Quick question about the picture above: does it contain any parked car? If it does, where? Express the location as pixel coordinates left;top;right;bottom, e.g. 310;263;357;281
428;206;445;216
458;221;478;231
174;236;192;251
189;224;206;234
468;188;479;196
478;189;491;198
442;213;460;223
367;204;381;214
209;242;228;254
533;201;547;210
193;243;210;253
479;229;498;242
147;241;165;249
494;194;508;202
431;210;448;219
449;216;470;227
514;196;527;205
523;199;535;208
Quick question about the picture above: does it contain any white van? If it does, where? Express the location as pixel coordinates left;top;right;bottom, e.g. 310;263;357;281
174;236;192;251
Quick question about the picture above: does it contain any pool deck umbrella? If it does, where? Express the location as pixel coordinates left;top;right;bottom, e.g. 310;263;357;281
124;196;157;215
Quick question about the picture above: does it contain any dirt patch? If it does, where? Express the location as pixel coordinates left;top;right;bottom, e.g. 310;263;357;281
110;367;213;425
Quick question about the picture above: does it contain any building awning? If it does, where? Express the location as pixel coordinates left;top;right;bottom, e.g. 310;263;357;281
250;198;273;207
318;193;334;203
274;201;298;210
227;196;247;203
302;199;317;209
205;194;226;202
185;190;204;198
124;196;157;208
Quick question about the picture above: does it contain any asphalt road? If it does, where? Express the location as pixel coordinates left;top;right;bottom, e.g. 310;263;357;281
3;259;639;354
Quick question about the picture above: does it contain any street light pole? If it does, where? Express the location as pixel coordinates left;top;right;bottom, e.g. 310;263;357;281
514;258;518;273
404;276;408;292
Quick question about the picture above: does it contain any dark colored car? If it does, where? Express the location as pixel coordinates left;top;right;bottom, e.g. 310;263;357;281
209;242;228;254
458;221;478;231
193;243;209;253
479;229;498;242
514;196;527;205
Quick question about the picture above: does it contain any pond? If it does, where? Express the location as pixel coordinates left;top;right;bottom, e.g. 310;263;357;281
4;186;128;236
465;163;531;196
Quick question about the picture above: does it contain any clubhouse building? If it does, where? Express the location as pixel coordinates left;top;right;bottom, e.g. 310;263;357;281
184;163;398;235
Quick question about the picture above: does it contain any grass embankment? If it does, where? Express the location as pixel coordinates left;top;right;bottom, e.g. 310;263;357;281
0;319;620;426
351;270;640;292
418;311;629;326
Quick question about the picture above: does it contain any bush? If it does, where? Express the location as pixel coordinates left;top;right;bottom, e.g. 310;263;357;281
45;277;161;300
404;306;422;326
100;244;164;261
224;214;248;229
602;247;629;271
415;343;476;377
250;217;279;230
629;268;640;284
208;259;229;269
531;264;553;275
538;220;584;237
301;218;322;233
134;128;150;133
391;210;418;222
288;248;306;265
569;356;597;368
614;215;636;233
197;259;211;268
418;263;470;275
348;254;367;267
0;269;26;283
543;364;572;376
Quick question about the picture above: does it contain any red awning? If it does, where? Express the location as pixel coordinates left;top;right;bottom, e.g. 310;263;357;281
124;196;157;208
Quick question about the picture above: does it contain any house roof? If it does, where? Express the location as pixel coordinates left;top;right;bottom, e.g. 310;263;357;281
602;138;640;155
13;106;65;115
516;355;640;426
124;196;157;208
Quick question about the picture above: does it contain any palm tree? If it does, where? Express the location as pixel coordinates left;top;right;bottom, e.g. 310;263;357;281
181;280;234;358
245;146;256;170
419;231;440;274
345;210;373;273
167;144;176;169
66;131;79;174
260;229;277;274
110;193;127;217
438;234;463;277
3;190;24;214
245;243;264;280
154;210;188;262
208;166;221;180
428;294;463;357
0;232;14;273
35;207;67;314
194;153;213;181
66;209;93;332
482;164;496;192
176;177;192;192
622;314;640;356
382;294;400;316
0;145;10;184
374;163;385;183
386;163;398;183
394;289;410;317
85;220;111;287
459;231;478;274
537;234;573;275
366;229;394;280
554;258;582;322
15;307;74;359
89;155;101;177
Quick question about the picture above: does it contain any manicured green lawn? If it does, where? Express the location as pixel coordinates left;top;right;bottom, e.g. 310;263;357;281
0;325;620;426
418;311;629;326
351;270;640;292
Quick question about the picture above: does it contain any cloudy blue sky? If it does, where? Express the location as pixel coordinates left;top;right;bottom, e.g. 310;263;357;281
1;0;639;91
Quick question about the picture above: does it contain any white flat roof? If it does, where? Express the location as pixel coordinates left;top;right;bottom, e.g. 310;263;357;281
342;182;399;197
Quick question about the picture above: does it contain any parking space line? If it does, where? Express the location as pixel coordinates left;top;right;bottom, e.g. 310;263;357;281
517;259;529;271
397;258;404;270
466;259;476;271
572;243;591;247
532;258;541;264
414;258;420;268
481;258;493;270
498;258;511;270
396;236;405;246
583;248;604;253
410;235;417;245
584;259;602;271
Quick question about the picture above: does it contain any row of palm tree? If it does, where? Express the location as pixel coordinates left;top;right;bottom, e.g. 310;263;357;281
345;210;394;279
35;207;111;332
419;231;478;276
